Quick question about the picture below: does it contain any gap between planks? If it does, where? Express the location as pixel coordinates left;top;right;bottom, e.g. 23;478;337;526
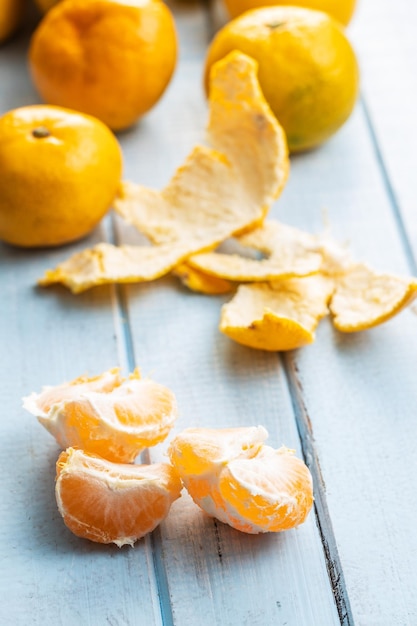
282;354;355;626
107;1;355;622
109;216;176;626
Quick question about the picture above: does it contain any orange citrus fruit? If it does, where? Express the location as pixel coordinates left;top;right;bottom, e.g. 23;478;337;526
223;0;357;26
29;0;178;131
0;105;122;248
169;426;314;533
0;0;24;43
34;0;59;12
56;448;182;546
205;7;359;152
24;368;178;463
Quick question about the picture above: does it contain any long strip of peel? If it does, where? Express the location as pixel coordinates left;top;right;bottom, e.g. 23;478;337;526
39;52;288;293
38;242;189;293
330;263;417;332
220;275;335;351
188;221;323;282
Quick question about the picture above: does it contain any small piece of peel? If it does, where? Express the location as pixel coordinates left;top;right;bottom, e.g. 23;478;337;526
172;262;234;295
330;263;417;332
220;275;334;351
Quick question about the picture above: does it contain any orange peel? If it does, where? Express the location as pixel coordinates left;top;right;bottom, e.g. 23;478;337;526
169;426;313;534
38;241;189;293
188;220;323;282
172;262;234;295
40;51;288;292
23;368;178;463
330;263;417;332
220;275;334;351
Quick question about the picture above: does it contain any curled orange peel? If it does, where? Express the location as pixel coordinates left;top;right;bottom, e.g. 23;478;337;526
39;51;289;293
330;263;417;332
172;262;234;295
220;275;335;351
188;220;323;282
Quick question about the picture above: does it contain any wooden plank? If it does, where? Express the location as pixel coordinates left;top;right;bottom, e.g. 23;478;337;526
189;1;417;623
0;233;167;625
351;0;417;264
275;30;417;626
114;2;340;624
0;25;162;626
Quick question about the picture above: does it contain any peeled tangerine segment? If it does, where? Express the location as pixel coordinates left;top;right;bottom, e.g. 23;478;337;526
40;51;289;293
168;426;313;534
23;368;177;463
189;220;323;282
23;367;123;414
168;425;268;477
330;263;417;332
56;448;182;547
220;274;335;351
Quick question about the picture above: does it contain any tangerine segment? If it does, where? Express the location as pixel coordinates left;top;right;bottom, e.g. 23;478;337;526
219;446;314;532
168;426;268;477
56;448;182;546
23;367;123;415
188;221;322;281
24;368;177;463
220;275;334;351
172;263;234;295
330;263;417;332
169;426;313;534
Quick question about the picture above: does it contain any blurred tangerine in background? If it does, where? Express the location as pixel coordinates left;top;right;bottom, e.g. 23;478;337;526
34;0;59;13
205;6;359;152
222;0;357;26
0;0;25;43
29;0;178;131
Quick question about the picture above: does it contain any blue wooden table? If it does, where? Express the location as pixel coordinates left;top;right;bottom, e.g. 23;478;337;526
1;1;416;624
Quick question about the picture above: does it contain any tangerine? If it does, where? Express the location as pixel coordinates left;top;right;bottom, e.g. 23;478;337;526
205;7;359;152
223;0;357;26
0;105;122;247
29;0;178;131
0;0;24;43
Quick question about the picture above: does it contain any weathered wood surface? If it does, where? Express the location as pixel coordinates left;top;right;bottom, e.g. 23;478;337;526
1;1;416;624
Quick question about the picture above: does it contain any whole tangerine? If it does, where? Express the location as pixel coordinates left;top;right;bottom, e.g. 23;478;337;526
205;6;359;152
29;0;178;131
0;105;122;248
34;0;59;13
223;0;357;26
0;0;24;43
